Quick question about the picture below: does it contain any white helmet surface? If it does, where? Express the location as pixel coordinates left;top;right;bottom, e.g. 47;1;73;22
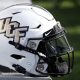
0;4;74;77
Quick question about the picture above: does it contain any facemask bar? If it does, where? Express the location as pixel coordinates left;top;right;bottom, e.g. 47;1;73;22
67;48;74;73
36;51;74;77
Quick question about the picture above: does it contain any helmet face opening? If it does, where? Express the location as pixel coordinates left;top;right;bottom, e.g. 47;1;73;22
37;22;74;76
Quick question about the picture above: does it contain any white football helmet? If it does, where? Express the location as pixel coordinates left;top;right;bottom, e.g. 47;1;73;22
0;4;74;77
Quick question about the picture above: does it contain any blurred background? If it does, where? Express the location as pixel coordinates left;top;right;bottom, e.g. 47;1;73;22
0;0;80;80
33;0;80;80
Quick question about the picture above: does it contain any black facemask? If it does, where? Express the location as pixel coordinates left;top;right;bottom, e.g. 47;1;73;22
37;22;74;76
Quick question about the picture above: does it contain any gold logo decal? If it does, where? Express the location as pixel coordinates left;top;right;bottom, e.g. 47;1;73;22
0;17;29;43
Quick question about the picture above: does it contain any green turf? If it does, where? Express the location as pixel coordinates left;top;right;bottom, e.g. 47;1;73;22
33;0;80;80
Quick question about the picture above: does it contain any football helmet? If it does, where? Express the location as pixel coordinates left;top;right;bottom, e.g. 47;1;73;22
0;4;74;77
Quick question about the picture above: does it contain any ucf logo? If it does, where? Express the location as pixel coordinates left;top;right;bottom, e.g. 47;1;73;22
0;17;29;43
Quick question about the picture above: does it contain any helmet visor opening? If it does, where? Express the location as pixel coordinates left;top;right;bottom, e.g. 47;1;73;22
43;22;72;57
47;34;71;56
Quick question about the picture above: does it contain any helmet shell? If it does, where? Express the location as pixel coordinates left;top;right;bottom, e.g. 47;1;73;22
0;4;57;75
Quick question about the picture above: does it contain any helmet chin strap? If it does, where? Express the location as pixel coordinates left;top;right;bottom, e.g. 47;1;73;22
0;0;32;11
